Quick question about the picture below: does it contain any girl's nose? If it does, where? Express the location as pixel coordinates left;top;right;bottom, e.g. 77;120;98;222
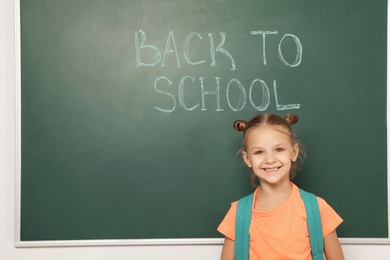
264;153;276;163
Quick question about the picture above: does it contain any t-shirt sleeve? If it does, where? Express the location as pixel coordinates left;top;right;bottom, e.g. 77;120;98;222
317;197;343;237
217;201;238;240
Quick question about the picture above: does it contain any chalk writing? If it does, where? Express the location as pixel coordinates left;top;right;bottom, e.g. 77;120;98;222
184;33;205;66
251;31;302;67
135;30;236;70
153;76;299;112
135;29;302;112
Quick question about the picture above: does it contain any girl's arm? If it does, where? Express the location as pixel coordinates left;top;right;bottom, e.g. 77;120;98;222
220;237;235;260
323;230;344;260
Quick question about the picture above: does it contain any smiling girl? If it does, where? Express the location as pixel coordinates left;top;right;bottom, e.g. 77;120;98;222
217;114;344;260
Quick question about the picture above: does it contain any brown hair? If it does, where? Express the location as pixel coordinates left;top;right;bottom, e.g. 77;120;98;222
234;113;305;187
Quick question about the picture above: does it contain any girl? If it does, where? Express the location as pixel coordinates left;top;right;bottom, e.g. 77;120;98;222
218;114;344;260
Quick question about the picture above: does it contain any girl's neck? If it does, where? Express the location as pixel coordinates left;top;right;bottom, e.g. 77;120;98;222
255;181;292;211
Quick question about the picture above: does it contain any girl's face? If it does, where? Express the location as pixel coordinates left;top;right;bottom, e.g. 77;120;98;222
242;126;299;187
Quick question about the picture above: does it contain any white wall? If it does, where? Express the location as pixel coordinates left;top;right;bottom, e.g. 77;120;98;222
2;0;390;259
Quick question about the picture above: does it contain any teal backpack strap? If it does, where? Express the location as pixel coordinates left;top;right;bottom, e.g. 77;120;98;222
235;192;254;260
299;189;324;260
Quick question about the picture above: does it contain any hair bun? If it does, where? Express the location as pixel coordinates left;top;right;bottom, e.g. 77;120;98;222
233;120;247;132
284;114;299;126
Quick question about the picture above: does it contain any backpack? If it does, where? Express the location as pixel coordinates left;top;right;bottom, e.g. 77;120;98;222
235;188;324;260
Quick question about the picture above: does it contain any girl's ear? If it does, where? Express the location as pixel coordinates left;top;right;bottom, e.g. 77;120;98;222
242;151;252;168
292;143;299;162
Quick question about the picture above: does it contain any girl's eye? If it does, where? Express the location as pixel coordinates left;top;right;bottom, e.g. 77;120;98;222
276;148;284;152
255;150;263;155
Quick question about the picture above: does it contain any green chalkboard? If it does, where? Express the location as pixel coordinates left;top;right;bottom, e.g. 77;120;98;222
20;0;387;242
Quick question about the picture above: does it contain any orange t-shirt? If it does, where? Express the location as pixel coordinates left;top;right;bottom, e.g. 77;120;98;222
217;183;343;260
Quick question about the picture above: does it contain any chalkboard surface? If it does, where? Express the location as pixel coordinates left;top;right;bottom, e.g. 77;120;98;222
20;0;387;242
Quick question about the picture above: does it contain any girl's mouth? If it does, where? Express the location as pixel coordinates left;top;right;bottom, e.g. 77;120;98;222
263;166;281;173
